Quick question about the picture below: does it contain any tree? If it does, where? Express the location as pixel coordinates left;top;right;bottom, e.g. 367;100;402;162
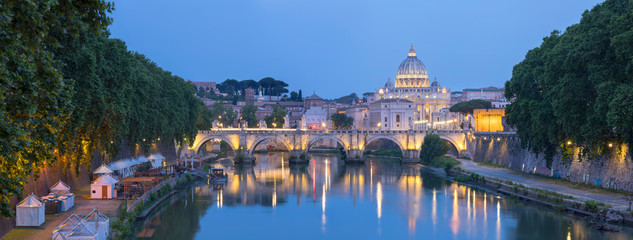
504;0;633;165
333;93;359;104
331;113;354;130
208;102;236;127
420;134;449;163
241;104;258;127
289;91;299;101
449;99;492;115
265;105;286;128
259;77;277;97
0;0;112;217
298;90;303;100
217;79;239;95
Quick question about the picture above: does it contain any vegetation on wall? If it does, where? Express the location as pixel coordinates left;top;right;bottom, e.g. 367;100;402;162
264;105;287;128
420;134;449;163
331;113;354;130
504;0;633;166
0;1;210;217
449;99;492;115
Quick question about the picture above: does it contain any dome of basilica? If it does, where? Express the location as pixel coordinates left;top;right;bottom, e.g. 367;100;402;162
396;45;428;77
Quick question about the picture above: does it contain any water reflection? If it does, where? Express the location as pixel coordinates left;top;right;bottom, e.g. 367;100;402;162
141;152;633;240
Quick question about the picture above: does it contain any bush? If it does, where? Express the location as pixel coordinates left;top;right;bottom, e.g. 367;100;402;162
299;153;308;161
149;193;157;201
185;173;193;181
420;134;449;163
454;175;471;182
426;156;460;173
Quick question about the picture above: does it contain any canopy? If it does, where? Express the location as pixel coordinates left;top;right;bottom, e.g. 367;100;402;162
16;193;45;226
82;209;109;240
51;181;71;194
65;221;97;240
93;164;113;174
18;193;42;207
135;156;148;163
91;174;118;186
147;154;164;168
147;154;164;160
52;213;82;237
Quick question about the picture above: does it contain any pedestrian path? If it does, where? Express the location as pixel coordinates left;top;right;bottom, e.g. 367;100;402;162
457;159;631;211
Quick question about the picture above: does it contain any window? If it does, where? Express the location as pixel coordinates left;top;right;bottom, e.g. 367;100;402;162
384;117;388;122
396;115;400;122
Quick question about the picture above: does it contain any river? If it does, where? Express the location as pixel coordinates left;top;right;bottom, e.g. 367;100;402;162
136;152;633;239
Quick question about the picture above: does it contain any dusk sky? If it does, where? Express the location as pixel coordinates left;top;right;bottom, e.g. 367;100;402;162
109;0;603;98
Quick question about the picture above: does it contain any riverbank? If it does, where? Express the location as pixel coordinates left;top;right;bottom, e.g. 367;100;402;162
449;157;633;227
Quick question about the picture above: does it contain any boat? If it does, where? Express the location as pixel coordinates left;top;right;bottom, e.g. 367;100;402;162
208;168;228;183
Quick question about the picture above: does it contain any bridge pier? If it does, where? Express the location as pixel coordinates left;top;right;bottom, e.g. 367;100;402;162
288;150;309;164
234;149;256;165
344;149;365;164
401;149;420;163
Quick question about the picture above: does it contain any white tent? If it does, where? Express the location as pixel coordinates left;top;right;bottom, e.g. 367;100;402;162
65;221;97;240
108;159;134;178
82;209;109;240
147;154;165;169
16;193;45;226
52;213;83;239
51;180;71;195
90;174;118;199
93;164;113;175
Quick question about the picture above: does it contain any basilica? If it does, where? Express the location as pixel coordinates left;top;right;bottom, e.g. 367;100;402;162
367;45;456;130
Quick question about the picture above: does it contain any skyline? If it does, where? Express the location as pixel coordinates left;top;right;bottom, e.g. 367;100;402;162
109;0;603;98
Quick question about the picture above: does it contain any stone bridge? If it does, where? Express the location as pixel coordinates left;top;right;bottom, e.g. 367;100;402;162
189;128;468;163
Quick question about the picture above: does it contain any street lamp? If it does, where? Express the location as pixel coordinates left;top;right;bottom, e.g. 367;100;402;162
321;122;326;129
377;122;381;129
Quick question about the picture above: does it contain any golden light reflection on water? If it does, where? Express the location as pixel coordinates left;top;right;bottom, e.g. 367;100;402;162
432;188;437;227
497;201;501;240
377;181;382;220
451;188;459;236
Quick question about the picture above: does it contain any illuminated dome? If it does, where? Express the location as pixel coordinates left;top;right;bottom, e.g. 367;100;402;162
396;45;428;77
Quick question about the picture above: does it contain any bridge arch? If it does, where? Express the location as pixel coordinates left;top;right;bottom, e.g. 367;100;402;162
438;136;463;153
365;136;406;158
191;135;238;155
248;135;293;156
306;135;349;156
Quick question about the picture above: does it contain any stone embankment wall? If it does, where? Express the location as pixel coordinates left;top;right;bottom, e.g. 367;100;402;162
0;140;177;237
470;132;633;192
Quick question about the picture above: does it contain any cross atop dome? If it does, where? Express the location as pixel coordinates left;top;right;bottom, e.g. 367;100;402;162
408;43;416;57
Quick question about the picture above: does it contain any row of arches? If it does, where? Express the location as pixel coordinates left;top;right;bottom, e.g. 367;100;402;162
194;134;460;160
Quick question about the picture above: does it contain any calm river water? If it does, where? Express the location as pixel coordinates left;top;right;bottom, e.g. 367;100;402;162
138;152;633;239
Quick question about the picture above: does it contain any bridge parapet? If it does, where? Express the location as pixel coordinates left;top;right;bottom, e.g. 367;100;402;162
191;128;470;164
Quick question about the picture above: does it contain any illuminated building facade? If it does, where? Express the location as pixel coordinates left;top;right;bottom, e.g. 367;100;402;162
473;109;505;132
369;45;452;130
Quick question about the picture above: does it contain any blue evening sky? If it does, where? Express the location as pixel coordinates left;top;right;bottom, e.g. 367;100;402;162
109;0;603;99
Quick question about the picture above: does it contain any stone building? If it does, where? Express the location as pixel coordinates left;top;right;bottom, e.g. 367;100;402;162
304;92;324;110
473;109;505;132
368;45;452;130
368;99;416;130
245;87;255;105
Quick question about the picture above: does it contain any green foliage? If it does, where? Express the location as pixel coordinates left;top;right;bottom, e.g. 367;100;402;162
505;0;633;165
583;200;605;213
364;149;402;157
241;104;258;127
299;153;308;161
331;113;354;130
425;156;461;173
208;102;237;127
333;93;359;104
449;99;493;115
0;0;114;217
454;175;471;182
420;134;449;162
265;105;286;128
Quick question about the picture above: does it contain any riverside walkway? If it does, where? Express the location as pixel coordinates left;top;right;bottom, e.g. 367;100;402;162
457;159;631;211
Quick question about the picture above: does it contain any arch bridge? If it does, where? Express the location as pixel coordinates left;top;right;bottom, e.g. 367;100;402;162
190;128;468;163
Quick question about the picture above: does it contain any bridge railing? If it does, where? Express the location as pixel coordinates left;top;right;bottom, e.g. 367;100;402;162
198;128;467;135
